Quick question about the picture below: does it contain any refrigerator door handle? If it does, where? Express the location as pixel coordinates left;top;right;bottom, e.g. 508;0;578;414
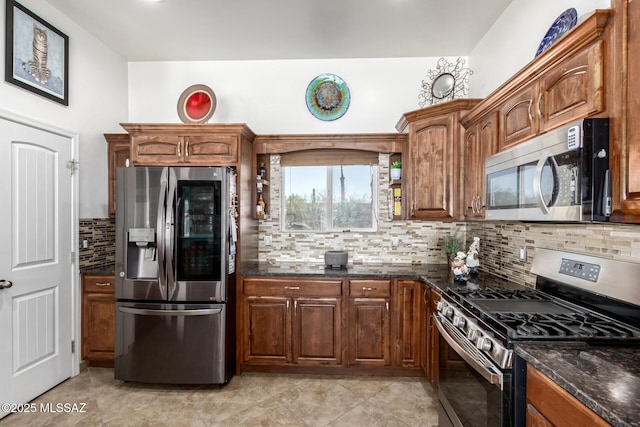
156;167;169;300
166;168;177;299
118;306;222;317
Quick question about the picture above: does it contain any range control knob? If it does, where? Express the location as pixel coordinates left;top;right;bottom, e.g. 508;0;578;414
453;316;466;328
467;329;479;342
436;301;444;311
476;337;493;352
443;307;454;318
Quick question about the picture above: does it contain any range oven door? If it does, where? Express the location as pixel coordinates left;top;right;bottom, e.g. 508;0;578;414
434;314;513;427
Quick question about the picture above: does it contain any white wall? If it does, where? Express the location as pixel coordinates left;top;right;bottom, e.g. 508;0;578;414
0;0;128;218
469;0;611;98
128;57;457;134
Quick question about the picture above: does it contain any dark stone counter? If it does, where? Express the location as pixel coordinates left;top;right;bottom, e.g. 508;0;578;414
516;343;640;427
79;267;115;276
240;262;526;295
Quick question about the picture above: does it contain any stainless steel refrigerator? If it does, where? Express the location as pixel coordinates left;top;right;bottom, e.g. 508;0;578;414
114;166;237;384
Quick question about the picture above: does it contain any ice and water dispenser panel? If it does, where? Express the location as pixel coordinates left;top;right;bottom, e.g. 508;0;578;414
126;228;158;279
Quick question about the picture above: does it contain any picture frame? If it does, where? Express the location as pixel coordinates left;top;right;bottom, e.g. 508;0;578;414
5;0;69;105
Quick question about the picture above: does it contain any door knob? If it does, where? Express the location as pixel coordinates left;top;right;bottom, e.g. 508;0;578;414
0;280;13;289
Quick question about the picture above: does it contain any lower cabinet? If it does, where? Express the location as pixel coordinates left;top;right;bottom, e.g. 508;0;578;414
346;279;392;367
242;277;342;366
81;273;115;367
241;276;424;373
526;364;610;427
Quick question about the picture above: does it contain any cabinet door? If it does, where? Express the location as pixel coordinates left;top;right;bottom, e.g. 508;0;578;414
293;297;342;365
477;112;499;216
429;291;441;388
243;296;291;364
131;134;183;165
420;285;430;377
409;114;458;220
82;274;115;366
395;280;421;368
499;83;539;150
538;41;605;134
611;0;640;222
347;297;390;366
105;134;130;218
184;134;238;165
462;123;481;218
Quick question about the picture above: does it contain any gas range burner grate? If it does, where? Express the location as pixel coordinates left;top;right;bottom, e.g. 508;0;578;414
494;312;640;340
453;287;549;301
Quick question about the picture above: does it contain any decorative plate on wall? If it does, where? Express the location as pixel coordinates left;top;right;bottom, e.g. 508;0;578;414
177;84;217;123
535;8;578;57
305;74;350;121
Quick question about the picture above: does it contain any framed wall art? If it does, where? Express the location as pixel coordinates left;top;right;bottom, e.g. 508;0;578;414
5;1;69;105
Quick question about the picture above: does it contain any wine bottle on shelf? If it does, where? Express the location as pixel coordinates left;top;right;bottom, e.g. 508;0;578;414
259;162;266;180
258;193;266;216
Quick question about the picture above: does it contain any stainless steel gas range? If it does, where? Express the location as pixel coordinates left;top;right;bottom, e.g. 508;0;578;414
434;248;640;427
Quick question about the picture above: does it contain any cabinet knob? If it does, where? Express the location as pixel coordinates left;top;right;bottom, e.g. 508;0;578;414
95;282;112;287
284;286;300;290
362;287;377;291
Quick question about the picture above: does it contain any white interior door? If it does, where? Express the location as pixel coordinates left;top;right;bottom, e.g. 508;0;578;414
0;117;74;419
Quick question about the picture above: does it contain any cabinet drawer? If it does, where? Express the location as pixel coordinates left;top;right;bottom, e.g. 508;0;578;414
82;274;115;293
243;278;342;297
349;279;391;298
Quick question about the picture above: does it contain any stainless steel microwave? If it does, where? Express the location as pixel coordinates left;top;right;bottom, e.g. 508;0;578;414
485;118;610;222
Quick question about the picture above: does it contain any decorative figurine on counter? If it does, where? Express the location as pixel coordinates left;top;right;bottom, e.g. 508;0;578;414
451;251;469;282
466;236;480;275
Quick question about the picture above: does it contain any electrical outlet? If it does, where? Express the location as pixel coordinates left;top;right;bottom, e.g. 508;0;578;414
519;247;527;261
264;235;272;246
391;237;399;247
82;239;89;249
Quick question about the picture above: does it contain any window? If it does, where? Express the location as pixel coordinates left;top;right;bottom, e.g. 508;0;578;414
282;163;377;232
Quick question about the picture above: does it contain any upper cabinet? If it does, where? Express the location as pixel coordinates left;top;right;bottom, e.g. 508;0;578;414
396;99;481;220
610;0;640;222
462;10;611;152
121;123;255;167
104;133;131;218
460;112;498;219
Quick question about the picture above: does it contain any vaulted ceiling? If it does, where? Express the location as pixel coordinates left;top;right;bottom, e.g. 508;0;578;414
45;0;513;61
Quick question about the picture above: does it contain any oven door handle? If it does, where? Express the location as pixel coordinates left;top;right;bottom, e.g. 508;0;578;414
434;314;504;389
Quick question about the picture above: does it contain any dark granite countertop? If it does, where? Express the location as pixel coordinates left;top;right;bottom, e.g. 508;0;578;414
240;262;526;295
80;267;115;275
516;343;640;427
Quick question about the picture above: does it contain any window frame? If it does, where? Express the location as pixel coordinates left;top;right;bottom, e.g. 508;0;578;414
281;164;378;233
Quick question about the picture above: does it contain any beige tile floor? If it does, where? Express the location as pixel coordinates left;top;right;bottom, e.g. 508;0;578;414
0;368;439;426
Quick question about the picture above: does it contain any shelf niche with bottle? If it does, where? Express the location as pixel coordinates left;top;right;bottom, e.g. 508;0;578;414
254;153;270;219
390;153;404;220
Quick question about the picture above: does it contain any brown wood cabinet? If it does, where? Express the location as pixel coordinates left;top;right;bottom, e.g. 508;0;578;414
242;277;342;366
460;10;610;154
121;123;255;166
526;364;611;427
395;280;421;368
498;40;605;151
104;134;130;218
610;0;640;222
428;290;440;387
396;99;481;220
460;112;498;218
347;279;391;367
81;273;115;367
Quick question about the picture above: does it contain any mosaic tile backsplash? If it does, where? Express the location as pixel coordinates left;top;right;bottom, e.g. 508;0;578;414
79;218;115;271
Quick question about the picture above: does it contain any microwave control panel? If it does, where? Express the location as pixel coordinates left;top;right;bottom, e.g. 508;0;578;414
567;125;581;150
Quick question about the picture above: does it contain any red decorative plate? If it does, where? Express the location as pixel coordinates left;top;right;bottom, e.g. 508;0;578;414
177;84;217;123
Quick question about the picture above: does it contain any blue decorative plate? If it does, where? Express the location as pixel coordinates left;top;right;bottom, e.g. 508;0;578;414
535;8;578;57
305;74;350;121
